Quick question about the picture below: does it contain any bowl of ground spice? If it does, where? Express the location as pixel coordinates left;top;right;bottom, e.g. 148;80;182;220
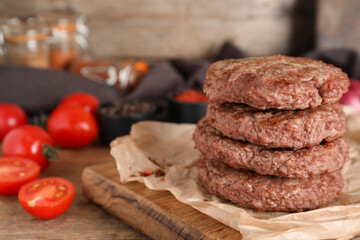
168;89;208;123
97;101;156;144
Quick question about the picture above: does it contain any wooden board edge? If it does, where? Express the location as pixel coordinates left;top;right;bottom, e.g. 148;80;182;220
82;165;212;240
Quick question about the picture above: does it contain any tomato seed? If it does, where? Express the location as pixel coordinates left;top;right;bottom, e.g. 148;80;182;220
27;196;42;207
58;185;66;191
14;161;20;166
55;192;64;198
19;172;25;177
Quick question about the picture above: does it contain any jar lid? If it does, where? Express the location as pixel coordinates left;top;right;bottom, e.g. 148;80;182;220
1;17;49;42
36;12;79;32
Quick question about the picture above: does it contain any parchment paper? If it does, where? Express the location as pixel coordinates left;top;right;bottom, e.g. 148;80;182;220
110;106;360;240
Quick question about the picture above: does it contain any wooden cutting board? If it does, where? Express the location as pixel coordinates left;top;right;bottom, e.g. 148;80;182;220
82;161;242;240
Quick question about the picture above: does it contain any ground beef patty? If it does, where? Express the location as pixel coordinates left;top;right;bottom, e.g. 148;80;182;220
197;157;343;212
206;101;346;149
193;118;349;178
204;55;349;110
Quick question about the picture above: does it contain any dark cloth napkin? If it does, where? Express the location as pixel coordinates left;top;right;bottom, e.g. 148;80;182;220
0;41;358;115
303;48;360;80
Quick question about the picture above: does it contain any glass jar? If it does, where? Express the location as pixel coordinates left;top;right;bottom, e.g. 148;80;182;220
37;12;83;70
80;59;150;94
68;15;99;75
0;15;9;64
1;18;50;68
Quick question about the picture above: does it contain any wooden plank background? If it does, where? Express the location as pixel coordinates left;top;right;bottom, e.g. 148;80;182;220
0;0;316;60
317;0;360;53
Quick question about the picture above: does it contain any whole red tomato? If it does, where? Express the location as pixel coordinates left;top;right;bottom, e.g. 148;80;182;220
47;105;98;148
0;103;27;141
2;125;57;170
18;177;75;219
58;92;99;117
0;157;41;195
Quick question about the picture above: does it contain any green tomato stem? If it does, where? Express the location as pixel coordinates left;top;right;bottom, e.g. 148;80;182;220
42;144;58;162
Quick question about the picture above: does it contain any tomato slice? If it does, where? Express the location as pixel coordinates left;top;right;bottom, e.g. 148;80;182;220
18;177;75;219
0;157;41;195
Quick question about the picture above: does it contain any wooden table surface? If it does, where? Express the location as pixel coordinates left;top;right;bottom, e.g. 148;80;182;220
0;140;150;240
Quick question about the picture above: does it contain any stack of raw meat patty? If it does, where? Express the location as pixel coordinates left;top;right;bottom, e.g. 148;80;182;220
193;55;350;212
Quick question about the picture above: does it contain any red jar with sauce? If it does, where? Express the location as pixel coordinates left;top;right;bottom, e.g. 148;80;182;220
168;89;208;123
174;89;208;103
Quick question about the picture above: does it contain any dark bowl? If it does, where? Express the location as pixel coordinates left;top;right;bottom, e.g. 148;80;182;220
167;92;207;124
97;101;156;144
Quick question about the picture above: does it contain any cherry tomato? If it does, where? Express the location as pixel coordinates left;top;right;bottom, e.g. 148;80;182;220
0;157;41;195
47;105;98;148
18;177;75;219
2;125;57;170
0;103;27;141
58;92;99;117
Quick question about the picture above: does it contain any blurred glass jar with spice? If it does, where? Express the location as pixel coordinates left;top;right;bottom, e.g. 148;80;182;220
0;18;50;68
80;59;150;94
36;12;89;70
0;15;8;64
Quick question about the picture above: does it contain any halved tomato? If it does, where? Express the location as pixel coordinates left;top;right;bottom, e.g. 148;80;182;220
18;177;75;219
0;157;41;195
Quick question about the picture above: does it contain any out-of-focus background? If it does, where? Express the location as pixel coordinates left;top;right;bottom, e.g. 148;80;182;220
0;0;360;118
1;2;360;240
1;0;358;61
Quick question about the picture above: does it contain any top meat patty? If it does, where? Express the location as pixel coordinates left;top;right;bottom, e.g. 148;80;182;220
204;55;349;110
